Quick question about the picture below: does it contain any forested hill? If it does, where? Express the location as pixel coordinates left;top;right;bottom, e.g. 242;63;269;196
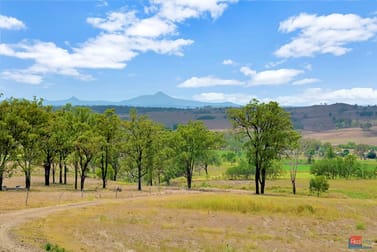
86;103;377;131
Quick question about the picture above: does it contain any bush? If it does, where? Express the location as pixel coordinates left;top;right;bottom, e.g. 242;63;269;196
45;242;65;252
225;159;254;180
267;160;284;180
367;151;376;159
309;176;329;197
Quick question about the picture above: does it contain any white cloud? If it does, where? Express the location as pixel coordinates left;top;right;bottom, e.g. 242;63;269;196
0;15;26;30
264;59;286;69
151;0;238;22
1;71;42;85
86;12;136;32
126;17;177;38
0;1;236;84
240;66;303;86
240;66;256;76
178;76;244;88
275;13;377;58
275;88;377;106
222;59;234;65
193;92;254;105
292;78;321;85
194;87;377;107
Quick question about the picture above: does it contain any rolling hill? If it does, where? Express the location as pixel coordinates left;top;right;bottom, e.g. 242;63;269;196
44;92;237;108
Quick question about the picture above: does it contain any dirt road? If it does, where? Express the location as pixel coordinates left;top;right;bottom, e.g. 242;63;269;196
0;200;106;252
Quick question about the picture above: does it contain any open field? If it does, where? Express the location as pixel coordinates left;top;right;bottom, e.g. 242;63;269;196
302;127;377;145
1;174;376;252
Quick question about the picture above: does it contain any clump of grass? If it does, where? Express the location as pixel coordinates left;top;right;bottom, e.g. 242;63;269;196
45;242;65;252
356;222;366;230
296;204;315;214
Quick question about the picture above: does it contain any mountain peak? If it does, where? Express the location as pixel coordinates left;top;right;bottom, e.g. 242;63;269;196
154;91;168;96
44;92;238;108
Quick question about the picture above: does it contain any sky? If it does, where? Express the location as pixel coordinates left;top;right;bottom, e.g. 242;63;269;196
1;0;377;106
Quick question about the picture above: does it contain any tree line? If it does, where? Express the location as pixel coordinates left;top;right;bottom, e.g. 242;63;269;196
1;97;302;194
0;98;227;191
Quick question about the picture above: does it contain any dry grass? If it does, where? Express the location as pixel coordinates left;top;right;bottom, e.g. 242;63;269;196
302;127;377;145
2;174;377;251
13;191;377;252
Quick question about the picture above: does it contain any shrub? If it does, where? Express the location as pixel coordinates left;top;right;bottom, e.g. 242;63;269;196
309;175;329;197
367;151;376;159
225;159;254;180
45;242;65;252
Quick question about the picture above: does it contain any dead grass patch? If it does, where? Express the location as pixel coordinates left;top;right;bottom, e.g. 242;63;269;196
14;192;377;252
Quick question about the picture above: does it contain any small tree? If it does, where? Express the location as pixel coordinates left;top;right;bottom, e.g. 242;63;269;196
309;176;329;197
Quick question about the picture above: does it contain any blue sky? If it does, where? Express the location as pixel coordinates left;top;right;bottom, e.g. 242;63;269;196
1;0;377;106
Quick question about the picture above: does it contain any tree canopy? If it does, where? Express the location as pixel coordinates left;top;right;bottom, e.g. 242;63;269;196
227;99;300;194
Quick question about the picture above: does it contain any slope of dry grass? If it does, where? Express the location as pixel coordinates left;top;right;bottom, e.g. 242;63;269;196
14;192;377;252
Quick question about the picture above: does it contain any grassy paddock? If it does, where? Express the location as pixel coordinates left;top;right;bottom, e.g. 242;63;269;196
14;192;377;252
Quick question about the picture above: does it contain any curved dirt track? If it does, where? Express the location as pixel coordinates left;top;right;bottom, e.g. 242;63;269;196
0;189;200;252
0;200;106;252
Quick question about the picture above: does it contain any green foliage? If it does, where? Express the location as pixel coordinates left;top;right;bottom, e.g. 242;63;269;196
45;242;65;252
300;138;321;164
170;121;223;188
222;152;237;164
267;160;284;180
225;158;254;180
196;115;216;120
227;99;300;194
356;222;366;230
122;109;164;190
367;151;376;159
309;176;329;197
310;155;376;179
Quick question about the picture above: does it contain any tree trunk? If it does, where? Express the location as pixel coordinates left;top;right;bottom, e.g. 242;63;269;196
147;167;153;186
113;165;118;181
63;162;67;184
204;163;208;176
137;163;142;191
0;174;3;191
80;173;86;191
74;162;78;190
255;167;260;194
260;168;266;194
101;154;106;189
292;180;296;194
186;164;192;189
186;175;192;189
52;163;56;184
59;156;63;184
25;170;31;191
44;162;50;186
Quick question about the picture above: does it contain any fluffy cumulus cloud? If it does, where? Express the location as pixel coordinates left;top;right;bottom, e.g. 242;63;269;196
193;92;255;105
0;0;237;84
150;0;238;22
275;88;377;106
275;13;377;58
178;76;244;88
0;15;26;30
240;66;303;86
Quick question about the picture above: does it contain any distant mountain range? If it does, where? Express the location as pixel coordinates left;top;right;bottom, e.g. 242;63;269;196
44;92;238;108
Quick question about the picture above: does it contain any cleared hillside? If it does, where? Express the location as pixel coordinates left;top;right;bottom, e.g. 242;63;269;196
88;103;377;131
